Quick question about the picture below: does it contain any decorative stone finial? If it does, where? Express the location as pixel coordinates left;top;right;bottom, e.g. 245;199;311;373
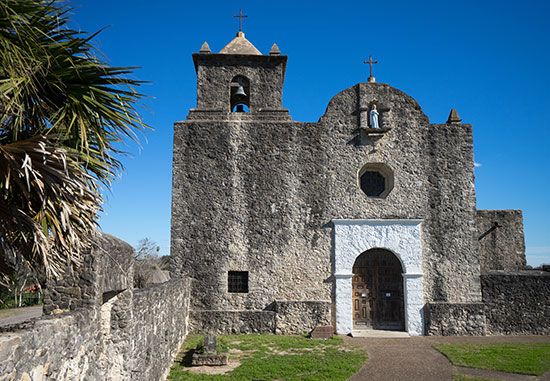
269;43;281;56
199;41;211;54
447;108;462;124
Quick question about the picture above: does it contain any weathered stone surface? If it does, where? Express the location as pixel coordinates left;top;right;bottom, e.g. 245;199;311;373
272;301;331;335
203;334;217;353
131;277;192;380
171;34;546;336
189;310;276;334
309;326;334;339
192;53;287;112
191;352;228;366
476;210;526;272
172;78;483;333
0;233;192;381
425;303;486;336
42;233;134;315
481;271;550;335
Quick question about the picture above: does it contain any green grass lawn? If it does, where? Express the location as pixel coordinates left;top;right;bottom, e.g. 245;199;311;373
435;343;550;376
169;334;367;381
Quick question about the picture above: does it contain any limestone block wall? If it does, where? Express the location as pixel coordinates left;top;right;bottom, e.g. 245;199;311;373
189;310;276;334
272;301;331;335
193;54;287;111
43;234;134;314
0;234;192;381
425;302;486;336
424;123;480;303
0;309;103;380
481;271;550;335
188;302;331;335
131;277;191;380
172;81;482;333
476;210;526;272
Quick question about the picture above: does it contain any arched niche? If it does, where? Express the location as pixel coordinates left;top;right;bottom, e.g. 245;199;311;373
230;75;250;112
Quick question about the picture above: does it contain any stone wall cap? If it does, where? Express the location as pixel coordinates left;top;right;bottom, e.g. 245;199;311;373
476;209;523;214
482;270;550;276
219;31;262;55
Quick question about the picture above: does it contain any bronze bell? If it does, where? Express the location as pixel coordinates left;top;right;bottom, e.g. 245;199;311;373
234;85;247;97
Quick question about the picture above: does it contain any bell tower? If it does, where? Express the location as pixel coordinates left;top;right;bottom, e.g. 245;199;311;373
191;32;289;117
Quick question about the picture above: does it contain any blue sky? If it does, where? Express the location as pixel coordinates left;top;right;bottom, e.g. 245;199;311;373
69;0;550;265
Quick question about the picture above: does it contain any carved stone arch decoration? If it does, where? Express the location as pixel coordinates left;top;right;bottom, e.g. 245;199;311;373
358;163;394;199
230;75;251;112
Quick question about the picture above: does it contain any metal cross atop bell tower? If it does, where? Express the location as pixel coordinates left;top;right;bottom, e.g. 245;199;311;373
234;9;248;33
364;55;379;83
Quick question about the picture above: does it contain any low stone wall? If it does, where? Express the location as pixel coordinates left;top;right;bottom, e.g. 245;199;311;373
481;271;550;335
43;234;134;315
0;233;192;381
189;301;332;335
190;310;276;334
272;301;331;335
425;302;486;336
0;310;103;380
131;278;191;380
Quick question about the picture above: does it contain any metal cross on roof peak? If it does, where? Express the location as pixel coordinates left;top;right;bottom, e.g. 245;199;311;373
364;55;379;82
234;9;248;32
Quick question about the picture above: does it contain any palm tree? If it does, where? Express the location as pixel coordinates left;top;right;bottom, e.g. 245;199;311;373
0;0;148;278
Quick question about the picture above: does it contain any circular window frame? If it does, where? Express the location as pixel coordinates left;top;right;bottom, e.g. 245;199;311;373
358;163;394;199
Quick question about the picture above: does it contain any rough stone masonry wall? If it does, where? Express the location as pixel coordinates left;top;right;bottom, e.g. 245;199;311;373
131;277;191;380
189;310;276;334
0;234;191;381
193;54;287;111
172;82;483;335
476;210;526;272
425;302;486;336
272;301;332;335
481;271;550;335
425;122;481;303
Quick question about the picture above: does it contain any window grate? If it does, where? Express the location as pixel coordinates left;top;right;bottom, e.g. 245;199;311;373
228;271;249;293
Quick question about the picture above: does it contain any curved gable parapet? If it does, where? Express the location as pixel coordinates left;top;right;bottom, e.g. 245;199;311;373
318;83;430;133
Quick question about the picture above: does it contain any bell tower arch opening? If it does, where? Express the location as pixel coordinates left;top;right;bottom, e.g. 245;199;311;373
230;75;250;112
352;248;405;331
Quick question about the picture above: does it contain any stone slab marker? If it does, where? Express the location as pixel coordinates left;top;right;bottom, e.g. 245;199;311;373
310;326;334;339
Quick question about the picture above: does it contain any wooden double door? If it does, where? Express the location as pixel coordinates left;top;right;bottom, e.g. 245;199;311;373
352;249;405;330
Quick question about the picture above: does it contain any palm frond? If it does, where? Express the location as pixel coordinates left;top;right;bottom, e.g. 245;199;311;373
0;135;101;278
0;0;148;277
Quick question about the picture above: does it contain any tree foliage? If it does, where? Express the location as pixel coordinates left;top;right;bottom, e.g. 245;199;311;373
0;0;148;278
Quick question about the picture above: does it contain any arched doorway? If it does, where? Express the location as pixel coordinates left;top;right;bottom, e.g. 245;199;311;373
352;248;405;330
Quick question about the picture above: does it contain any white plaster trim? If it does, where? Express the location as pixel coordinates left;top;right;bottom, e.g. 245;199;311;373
332;219;423;226
331;219;424;336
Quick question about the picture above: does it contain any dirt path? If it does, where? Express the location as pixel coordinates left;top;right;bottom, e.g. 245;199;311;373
347;335;550;381
347;336;452;381
0;305;42;327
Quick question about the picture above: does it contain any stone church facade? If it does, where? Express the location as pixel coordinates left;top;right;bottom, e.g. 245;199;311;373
171;32;549;336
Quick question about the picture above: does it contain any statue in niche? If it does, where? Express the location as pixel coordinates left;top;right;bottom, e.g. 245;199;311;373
370;104;380;129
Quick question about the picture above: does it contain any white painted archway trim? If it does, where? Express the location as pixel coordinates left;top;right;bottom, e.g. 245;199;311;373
332;219;425;336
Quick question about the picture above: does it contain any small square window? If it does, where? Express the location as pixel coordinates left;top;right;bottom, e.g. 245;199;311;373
228;271;249;293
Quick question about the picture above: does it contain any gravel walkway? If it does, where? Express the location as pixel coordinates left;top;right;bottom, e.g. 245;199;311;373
0;305;42;327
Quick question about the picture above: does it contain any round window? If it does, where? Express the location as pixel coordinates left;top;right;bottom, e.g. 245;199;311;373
358;163;394;198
